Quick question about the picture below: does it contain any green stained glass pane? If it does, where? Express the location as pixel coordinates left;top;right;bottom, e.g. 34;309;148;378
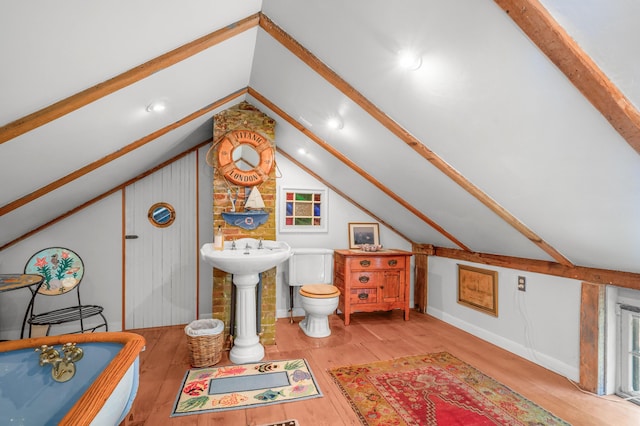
295;193;312;201
294;217;312;226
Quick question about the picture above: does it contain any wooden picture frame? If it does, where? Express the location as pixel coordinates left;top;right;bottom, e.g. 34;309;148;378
457;264;498;316
348;222;380;249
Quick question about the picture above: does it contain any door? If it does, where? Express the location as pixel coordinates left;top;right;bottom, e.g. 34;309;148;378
124;152;197;329
381;271;402;302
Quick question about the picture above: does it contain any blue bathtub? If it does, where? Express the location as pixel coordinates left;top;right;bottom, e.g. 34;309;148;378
0;332;145;425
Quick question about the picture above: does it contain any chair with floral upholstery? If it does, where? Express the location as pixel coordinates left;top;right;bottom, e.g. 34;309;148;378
21;247;107;337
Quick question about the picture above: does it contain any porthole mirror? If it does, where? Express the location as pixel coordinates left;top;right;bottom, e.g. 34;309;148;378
232;144;260;171
216;130;275;186
148;202;176;228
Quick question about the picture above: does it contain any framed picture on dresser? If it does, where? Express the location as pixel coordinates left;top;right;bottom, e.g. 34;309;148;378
348;222;379;249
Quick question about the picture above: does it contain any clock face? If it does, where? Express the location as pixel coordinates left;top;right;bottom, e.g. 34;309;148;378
217;130;274;186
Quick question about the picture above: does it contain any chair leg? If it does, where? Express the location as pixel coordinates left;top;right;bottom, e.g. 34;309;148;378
100;313;108;331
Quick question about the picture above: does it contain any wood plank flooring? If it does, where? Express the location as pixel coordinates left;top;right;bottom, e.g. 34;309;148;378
121;310;640;425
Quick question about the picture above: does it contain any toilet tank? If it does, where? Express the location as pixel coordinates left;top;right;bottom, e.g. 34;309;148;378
287;248;334;286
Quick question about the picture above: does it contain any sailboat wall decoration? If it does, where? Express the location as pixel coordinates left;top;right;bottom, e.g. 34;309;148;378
221;187;270;230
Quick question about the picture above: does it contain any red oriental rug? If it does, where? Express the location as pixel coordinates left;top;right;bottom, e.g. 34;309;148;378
328;352;570;425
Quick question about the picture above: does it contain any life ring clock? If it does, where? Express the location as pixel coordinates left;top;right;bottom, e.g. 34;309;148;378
217;130;275;186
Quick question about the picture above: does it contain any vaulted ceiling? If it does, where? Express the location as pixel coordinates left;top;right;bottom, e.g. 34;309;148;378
1;1;639;278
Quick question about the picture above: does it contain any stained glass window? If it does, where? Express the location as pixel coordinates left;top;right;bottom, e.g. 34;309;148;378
280;188;327;232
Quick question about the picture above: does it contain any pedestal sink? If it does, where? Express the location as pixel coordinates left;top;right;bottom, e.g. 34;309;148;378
200;238;292;364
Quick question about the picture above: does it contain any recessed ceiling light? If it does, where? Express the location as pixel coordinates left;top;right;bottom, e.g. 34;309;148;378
327;116;344;130
398;49;422;70
146;100;167;113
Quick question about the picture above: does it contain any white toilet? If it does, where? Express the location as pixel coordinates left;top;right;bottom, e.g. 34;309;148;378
287;248;340;338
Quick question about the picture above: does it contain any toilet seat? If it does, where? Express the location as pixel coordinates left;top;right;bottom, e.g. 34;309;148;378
299;284;340;298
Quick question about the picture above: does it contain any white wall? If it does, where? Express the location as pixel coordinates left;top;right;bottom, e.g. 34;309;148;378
274;155;413;318
0;194;123;339
0;146;412;338
0;146;214;339
428;256;582;380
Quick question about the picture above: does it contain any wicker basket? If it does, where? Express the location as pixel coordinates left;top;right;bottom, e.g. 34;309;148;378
185;319;224;367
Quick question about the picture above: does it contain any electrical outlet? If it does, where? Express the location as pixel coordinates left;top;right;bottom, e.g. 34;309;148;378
517;276;526;292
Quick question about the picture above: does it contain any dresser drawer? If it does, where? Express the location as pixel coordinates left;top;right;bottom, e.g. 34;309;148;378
349;288;377;304
349;271;378;287
347;256;406;270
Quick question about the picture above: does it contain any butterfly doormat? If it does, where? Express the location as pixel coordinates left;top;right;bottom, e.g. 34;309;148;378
172;359;322;416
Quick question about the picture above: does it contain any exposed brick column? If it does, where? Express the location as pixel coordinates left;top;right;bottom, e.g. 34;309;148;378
210;102;277;347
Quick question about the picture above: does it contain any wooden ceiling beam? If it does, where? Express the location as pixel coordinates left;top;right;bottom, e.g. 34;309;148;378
432;245;640;290
249;88;467;250
0;14;259;145
494;0;640;155
0;89;247;217
0;138;214;252
259;13;573;267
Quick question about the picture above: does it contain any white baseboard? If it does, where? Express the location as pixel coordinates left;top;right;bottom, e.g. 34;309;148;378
427;307;579;381
276;307;305;319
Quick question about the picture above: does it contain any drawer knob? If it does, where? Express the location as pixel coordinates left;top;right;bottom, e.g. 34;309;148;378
359;276;369;283
358;293;369;300
360;260;371;267
388;259;397;266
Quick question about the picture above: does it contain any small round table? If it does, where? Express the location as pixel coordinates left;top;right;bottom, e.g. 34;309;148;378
0;274;43;293
0;274;44;339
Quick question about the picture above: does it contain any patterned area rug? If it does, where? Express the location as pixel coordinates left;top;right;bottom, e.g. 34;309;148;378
172;359;321;416
329;352;571;425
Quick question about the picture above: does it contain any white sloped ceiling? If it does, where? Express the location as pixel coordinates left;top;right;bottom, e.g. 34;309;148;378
260;0;640;273
1;0;639;274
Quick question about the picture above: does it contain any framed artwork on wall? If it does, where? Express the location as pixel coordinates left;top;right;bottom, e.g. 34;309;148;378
279;188;328;233
457;264;498;316
348;222;380;249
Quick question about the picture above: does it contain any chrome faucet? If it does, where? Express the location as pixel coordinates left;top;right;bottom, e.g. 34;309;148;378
231;239;237;250
36;343;84;382
258;238;264;249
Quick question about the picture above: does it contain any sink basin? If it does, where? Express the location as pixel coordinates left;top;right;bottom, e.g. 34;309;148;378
200;238;292;276
200;238;292;364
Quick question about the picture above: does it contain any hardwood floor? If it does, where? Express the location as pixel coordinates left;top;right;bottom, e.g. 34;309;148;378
121;310;640;425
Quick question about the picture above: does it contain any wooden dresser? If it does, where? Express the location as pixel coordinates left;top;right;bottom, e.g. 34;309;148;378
333;249;413;325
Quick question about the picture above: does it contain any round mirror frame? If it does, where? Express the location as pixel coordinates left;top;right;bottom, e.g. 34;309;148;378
148;202;176;228
217;130;274;186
